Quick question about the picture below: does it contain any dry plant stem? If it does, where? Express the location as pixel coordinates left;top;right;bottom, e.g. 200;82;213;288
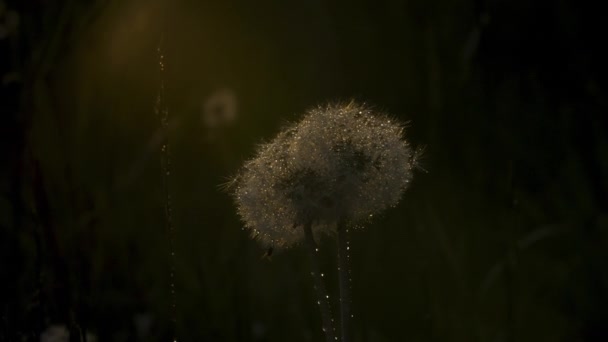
303;223;337;342
156;33;178;340
337;221;352;342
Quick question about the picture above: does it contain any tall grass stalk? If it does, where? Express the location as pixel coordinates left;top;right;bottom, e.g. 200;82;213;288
155;32;178;340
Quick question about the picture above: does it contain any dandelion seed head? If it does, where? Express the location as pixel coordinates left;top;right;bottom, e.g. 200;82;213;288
202;87;238;129
233;101;416;248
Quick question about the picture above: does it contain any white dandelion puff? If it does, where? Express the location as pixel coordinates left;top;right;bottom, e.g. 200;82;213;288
232;101;417;248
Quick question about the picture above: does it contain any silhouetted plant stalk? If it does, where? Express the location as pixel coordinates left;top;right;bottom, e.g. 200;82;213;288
156;32;178;341
337;221;352;342
303;223;337;342
231;101;419;341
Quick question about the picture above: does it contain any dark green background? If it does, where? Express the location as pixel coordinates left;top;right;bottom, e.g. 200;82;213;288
1;0;607;340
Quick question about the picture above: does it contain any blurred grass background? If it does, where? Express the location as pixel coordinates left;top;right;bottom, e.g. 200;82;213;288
1;0;607;341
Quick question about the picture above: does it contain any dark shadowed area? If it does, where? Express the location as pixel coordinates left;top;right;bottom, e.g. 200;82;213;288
1;0;607;341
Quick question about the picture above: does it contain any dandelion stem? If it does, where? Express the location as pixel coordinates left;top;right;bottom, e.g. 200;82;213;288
303;223;336;342
337;221;352;342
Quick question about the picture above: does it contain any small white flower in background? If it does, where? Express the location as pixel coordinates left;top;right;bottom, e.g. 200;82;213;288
251;321;267;339
40;325;68;342
233;101;419;248
202;88;237;129
85;332;97;342
133;312;154;339
40;325;97;342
